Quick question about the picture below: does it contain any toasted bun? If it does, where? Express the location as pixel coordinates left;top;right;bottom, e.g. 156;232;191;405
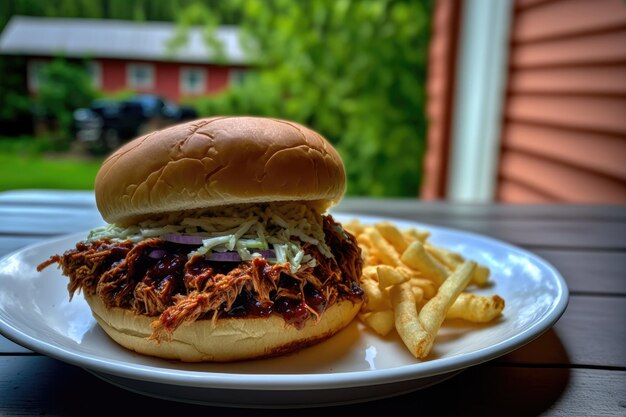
84;293;362;362
95;116;346;225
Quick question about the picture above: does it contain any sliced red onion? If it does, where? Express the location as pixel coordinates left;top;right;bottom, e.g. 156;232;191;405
208;251;244;262
208;250;276;262
148;249;167;259
163;234;205;245
255;249;276;259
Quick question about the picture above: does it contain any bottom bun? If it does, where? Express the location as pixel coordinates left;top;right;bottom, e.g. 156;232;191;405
84;293;362;362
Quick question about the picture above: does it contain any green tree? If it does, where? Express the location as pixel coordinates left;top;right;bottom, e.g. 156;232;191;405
0;56;32;135
183;0;432;197
34;58;96;149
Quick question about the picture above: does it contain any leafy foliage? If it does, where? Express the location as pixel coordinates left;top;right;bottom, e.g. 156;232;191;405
34;58;96;149
0;0;432;196
0;56;32;135
185;0;432;196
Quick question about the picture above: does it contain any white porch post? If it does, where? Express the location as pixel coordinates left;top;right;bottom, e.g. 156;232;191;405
446;0;514;202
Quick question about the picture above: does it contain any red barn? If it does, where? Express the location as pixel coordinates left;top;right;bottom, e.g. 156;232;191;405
0;16;248;102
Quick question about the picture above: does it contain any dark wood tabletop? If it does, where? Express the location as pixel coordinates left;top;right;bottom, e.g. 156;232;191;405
0;190;624;416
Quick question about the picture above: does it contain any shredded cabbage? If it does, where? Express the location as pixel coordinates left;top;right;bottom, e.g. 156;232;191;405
86;202;331;272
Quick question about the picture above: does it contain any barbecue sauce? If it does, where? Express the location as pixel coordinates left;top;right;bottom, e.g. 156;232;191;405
40;214;365;330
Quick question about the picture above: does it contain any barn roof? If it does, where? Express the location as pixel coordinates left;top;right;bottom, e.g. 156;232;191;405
0;16;247;64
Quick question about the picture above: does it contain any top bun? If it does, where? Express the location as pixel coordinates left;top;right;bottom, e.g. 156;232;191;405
95;116;346;225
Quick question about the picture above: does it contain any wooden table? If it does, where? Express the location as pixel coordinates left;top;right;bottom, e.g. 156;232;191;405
1;190;624;416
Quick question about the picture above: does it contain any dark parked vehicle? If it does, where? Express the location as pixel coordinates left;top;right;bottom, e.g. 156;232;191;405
74;95;198;153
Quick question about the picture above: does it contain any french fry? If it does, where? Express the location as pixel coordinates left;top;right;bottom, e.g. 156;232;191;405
365;227;402;267
425;244;464;269
395;267;437;298
375;221;409;253
359;243;370;262
408;277;437;299
360;310;395;336
344;219;366;236
411;285;424;303
362;265;378;280
401;241;449;286
446;293;505;323
425;244;490;287
415;261;476;358
357;232;382;266
472;265;491;287
402;228;430;244
357;233;374;254
376;265;408;288
395;265;422;279
360;275;391;311
348;217;503;360
390;282;425;356
366;255;379;265
393;262;476;359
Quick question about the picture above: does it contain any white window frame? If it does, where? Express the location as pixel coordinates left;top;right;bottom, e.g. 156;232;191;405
446;0;513;203
87;61;102;89
127;63;155;90
27;59;48;92
180;66;207;95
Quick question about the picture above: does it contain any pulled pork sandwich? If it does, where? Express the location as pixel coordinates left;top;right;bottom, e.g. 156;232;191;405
38;116;364;362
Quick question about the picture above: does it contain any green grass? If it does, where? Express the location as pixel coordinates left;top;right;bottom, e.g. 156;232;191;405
0;137;103;191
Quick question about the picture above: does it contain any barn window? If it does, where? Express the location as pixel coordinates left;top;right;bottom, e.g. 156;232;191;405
180;67;207;95
127;63;155;90
27;59;47;93
87;61;102;89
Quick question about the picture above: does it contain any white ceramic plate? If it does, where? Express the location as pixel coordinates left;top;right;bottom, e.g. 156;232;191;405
0;214;568;407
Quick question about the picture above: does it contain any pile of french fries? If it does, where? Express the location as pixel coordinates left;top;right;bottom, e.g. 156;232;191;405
344;220;505;359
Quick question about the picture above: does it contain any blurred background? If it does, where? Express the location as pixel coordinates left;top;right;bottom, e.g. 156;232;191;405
0;0;624;203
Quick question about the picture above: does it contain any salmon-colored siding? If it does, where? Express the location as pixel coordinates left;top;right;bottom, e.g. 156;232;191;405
507;66;626;95
421;0;461;199
423;0;626;203
513;0;626;40
497;0;626;204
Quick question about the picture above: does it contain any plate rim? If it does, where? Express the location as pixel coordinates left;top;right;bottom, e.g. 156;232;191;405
0;214;569;391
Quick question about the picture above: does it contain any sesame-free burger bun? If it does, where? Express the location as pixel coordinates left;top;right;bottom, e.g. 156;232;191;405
84;293;362;362
95;116;346;225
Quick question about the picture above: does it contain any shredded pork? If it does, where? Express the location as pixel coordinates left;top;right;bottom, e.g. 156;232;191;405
38;215;364;341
